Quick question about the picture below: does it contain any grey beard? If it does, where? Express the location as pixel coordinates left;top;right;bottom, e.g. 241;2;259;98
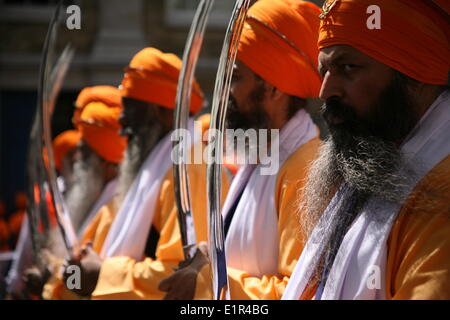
298;136;415;283
117;123;165;205
65;151;105;233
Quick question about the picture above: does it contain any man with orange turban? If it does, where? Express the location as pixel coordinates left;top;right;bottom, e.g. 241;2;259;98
34;86;126;300
56;47;225;300
65;85;126;235
6;130;81;300
52;130;81;192
283;0;450;300
159;0;322;300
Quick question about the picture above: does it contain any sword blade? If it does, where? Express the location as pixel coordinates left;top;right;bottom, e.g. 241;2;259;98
173;0;215;261
42;44;78;253
207;0;251;300
25;0;64;267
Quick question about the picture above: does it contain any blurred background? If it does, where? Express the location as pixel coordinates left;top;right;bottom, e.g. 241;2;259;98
0;0;325;247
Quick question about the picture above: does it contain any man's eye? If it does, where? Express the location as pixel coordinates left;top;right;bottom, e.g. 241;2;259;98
342;64;358;72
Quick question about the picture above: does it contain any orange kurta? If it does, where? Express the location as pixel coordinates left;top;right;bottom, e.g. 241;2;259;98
386;155;450;300
193;137;321;300
42;199;120;300
91;148;230;300
299;155;450;300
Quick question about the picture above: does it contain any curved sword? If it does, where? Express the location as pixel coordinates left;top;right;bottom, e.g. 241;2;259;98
206;0;250;300
33;0;79;254
42;43;78;254
25;0;64;267
173;0;214;261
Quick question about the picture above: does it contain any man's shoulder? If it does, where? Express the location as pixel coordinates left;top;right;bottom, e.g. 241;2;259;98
393;154;450;236
277;136;321;183
387;155;450;299
406;154;450;215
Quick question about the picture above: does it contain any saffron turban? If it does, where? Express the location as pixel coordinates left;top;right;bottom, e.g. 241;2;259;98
78;87;127;164
74;86;123;127
318;0;450;85
120;47;204;114
237;0;322;99
53;130;81;171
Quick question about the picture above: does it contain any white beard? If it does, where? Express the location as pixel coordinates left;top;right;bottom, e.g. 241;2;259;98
65;150;105;232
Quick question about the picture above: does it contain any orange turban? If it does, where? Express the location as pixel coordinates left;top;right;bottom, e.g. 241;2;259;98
318;0;450;85
78;87;127;164
120;47;204;114
237;0;322;99
74;86;123;127
53;130;81;171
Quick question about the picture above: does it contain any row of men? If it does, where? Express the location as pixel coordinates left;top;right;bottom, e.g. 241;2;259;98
7;0;450;300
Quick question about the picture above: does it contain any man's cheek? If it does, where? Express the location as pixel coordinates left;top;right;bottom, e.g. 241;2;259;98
350;81;385;117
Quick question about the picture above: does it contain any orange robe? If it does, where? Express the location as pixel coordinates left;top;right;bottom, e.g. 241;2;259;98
385;155;450;299
193;137;321;300
91;157;230;300
42;199;120;300
298;156;450;300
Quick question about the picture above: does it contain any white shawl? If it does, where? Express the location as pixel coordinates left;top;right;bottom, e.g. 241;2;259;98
78;178;118;237
283;90;450;300
101;120;196;260
224;109;317;276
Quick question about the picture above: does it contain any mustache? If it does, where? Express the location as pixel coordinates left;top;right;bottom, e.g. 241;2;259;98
321;99;358;126
226;95;246;130
321;98;392;142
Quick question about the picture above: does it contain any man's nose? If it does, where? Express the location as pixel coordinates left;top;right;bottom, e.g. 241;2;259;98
319;72;344;102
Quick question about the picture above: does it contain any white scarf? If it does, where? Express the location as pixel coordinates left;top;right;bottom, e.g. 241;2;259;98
224;109;317;277
101;120;196;260
283;90;450;300
78;178;118;238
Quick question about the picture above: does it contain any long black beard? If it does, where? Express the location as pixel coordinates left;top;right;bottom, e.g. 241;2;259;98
299;72;418;289
225;85;271;162
117;122;165;204
226;85;270;132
